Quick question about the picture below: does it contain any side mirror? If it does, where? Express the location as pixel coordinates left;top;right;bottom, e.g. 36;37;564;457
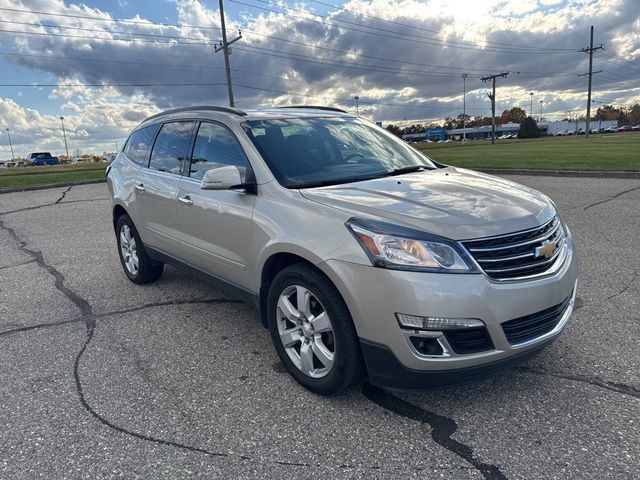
200;166;242;190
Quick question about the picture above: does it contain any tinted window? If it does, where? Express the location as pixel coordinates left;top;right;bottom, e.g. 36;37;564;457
148;122;195;174
124;125;158;166
189;122;248;181
243;117;435;188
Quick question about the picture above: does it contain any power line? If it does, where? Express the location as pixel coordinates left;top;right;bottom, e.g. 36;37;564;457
305;0;576;52
0;18;575;77
0;27;219;45
229;0;576;55
0;81;492;112
0;6;221;32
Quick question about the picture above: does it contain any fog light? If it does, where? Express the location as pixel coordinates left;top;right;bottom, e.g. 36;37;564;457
396;313;484;330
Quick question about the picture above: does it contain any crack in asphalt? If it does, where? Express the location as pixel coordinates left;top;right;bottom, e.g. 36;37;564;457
0;197;109;217
516;366;640;399
605;271;638;301
54;186;72;204
0;297;244;337
0;218;92;317
1;185;637;474
0;184;109;217
0;258;37;271
583;184;640;211
362;384;508;480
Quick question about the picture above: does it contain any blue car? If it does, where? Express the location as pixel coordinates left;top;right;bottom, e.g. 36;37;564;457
28;152;60;166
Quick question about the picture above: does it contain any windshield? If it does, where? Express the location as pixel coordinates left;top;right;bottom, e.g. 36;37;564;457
242;117;436;188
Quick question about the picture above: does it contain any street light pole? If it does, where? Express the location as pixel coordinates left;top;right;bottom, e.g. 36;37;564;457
354;95;360;116
539;100;543;122
5;128;14;159
60;116;69;158
462;73;468;141
529;92;534;116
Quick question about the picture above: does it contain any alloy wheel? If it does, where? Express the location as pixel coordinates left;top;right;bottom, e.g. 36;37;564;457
276;285;335;378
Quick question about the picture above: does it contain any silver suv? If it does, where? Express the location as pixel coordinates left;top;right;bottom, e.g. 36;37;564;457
107;106;578;395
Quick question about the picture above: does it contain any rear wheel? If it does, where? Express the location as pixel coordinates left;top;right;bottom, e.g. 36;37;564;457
116;214;163;284
267;264;362;395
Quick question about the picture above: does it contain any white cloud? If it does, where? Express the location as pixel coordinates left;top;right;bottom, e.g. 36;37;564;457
0;0;638;153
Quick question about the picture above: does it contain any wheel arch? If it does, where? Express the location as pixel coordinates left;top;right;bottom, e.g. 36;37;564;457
112;203;129;232
258;246;341;329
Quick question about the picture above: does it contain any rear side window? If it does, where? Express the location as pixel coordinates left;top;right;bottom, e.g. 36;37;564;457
149;121;195;174
124;125;158;166
189;122;248;181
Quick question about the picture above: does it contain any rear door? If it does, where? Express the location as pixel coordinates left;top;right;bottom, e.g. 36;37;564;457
135;121;196;256
176;121;255;290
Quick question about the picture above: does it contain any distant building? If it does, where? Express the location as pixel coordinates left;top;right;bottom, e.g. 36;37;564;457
402;120;619;141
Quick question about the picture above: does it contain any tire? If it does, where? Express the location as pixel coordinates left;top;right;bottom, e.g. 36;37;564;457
267;264;363;395
115;214;164;284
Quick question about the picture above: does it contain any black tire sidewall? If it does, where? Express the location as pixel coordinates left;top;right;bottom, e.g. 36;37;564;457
115;214;162;284
267;264;361;395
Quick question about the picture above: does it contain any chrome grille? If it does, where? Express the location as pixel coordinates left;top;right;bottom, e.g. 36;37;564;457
462;217;565;281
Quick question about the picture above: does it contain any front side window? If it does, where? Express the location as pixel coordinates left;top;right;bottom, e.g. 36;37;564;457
189;122;249;181
148;121;195;174
243;117;436;188
123;125;158;166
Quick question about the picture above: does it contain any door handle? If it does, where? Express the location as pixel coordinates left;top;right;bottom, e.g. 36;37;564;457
134;183;145;192
178;195;194;206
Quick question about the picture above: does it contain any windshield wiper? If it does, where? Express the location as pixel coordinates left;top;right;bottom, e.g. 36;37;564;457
385;165;429;176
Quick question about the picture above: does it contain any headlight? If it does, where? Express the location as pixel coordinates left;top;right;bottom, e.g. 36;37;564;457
346;219;477;273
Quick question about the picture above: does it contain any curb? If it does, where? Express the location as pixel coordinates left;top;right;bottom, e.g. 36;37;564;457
476;168;640;179
0;178;107;195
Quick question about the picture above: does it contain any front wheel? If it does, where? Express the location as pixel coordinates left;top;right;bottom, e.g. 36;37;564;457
116;214;163;284
267;264;362;395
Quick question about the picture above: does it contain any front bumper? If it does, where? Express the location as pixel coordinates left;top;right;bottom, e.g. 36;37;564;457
321;237;578;388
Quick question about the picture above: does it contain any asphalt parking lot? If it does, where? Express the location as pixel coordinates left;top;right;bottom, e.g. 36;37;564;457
1;176;638;479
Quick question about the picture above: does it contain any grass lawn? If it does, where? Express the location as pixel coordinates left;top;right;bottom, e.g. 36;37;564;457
416;133;640;171
0;163;107;190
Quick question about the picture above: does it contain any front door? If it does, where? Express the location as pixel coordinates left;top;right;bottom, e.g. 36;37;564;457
176;121;255;290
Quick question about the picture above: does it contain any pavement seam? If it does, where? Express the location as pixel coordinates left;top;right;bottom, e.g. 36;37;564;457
605;271;638;301
583;184;640;211
362;384;507;480
516;367;640;399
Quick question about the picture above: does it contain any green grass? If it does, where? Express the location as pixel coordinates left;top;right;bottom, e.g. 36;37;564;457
0;163;107;190
415;133;640;171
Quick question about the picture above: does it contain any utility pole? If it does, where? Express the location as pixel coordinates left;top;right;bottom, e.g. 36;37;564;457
60;116;69;158
579;26;603;137
354;95;360;116
462;73;468;141
114;139;119;151
481;72;509;144
5;128;14;159
529;92;534;116
215;0;242;107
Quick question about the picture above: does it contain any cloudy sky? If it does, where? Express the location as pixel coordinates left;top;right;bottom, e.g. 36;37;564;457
0;0;638;157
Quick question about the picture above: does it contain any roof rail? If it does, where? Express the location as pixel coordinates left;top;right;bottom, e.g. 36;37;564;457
143;105;247;123
276;105;348;113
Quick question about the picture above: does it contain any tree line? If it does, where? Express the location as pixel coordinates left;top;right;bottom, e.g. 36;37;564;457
385;103;640;138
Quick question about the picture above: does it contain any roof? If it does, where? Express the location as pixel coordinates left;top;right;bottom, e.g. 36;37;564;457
137;105;352;129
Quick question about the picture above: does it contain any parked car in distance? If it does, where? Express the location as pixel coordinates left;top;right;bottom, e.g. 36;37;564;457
28;152;60;166
108;105;578;395
0;161;6;168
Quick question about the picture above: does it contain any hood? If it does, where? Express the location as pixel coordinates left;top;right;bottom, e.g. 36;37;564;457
300;167;556;240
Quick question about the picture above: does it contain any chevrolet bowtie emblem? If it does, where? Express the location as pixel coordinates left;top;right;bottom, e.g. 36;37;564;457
535;240;556;259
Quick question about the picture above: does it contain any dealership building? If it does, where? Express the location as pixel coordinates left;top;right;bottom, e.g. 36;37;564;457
403;120;619;141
